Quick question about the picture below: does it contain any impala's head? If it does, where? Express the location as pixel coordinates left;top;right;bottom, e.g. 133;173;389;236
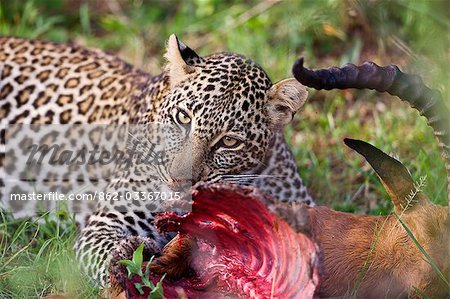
345;138;449;298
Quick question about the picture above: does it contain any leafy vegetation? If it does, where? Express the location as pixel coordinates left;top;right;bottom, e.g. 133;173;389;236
0;0;448;297
118;244;166;299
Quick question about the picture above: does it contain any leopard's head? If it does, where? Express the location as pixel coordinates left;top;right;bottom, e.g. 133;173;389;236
156;35;308;185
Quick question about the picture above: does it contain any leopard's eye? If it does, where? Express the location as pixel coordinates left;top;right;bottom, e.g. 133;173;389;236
175;109;191;125
220;136;241;149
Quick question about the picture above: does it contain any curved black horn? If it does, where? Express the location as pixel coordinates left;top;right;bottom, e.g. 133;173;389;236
293;58;450;202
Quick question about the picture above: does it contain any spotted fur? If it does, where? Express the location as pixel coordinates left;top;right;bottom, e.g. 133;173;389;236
1;35;313;284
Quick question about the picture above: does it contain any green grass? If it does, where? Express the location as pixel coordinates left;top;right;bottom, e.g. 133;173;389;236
0;205;99;298
0;0;449;297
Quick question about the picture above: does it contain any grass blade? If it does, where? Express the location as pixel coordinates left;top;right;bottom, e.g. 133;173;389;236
393;212;449;288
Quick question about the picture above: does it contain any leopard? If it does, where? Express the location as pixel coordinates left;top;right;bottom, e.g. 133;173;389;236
0;34;314;284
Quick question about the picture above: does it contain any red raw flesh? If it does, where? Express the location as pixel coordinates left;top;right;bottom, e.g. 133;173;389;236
126;183;320;298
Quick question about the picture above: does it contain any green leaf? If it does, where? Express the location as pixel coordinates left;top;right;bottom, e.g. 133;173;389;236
133;243;145;268
148;273;166;299
148;283;165;299
144;255;155;277
117;260;139;278
117;260;134;267
141;276;152;289
135;282;145;295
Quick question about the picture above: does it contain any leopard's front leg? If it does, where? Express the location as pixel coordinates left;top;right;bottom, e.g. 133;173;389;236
74;199;168;286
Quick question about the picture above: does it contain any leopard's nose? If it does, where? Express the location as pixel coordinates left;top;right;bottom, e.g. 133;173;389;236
169;150;204;185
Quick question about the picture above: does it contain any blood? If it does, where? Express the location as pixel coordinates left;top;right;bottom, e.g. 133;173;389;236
122;183;320;299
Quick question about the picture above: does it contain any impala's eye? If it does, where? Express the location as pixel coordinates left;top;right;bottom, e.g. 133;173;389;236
219;136;242;149
175;109;191;125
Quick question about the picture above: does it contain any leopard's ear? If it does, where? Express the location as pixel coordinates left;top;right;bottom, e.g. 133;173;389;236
165;34;201;87
266;78;308;129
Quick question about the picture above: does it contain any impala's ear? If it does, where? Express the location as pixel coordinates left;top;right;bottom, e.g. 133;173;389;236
344;138;428;213
165;34;201;87
265;78;308;129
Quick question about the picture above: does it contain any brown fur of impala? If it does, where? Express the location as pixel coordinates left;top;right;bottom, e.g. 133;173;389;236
151;139;449;298
291;139;449;298
307;198;449;298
